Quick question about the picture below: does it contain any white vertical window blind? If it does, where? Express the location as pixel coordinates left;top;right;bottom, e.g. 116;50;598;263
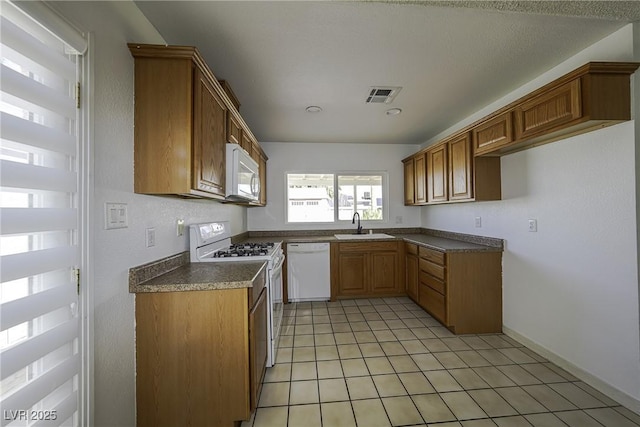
1;1;85;426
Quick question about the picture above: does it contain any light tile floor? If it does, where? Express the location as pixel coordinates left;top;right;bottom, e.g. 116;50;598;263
241;297;640;427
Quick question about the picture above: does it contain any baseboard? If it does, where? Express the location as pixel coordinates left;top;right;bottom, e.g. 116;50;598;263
502;325;640;414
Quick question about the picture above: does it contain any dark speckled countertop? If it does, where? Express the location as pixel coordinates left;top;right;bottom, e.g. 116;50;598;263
129;228;502;294
129;252;267;293
395;234;501;252
242;228;503;253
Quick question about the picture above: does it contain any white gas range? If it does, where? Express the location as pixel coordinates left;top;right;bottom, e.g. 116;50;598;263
189;222;284;367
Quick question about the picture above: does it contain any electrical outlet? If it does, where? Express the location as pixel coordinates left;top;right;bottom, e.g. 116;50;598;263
528;219;537;232
475;216;482;228
146;228;156;247
176;219;185;236
395;216;403;224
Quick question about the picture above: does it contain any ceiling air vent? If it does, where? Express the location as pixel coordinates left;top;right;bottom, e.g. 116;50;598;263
366;86;402;104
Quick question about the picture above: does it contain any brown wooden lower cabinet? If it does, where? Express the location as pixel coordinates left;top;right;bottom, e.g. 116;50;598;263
331;239;501;333
409;245;502;334
249;287;268;411
405;243;418;301
135;269;267;427
331;241;405;300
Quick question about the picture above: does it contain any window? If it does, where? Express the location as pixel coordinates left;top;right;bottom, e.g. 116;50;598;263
286;172;387;223
337;174;384;221
287;174;334;223
1;1;87;425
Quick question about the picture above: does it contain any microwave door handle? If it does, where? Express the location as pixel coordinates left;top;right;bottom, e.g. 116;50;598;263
251;173;260;197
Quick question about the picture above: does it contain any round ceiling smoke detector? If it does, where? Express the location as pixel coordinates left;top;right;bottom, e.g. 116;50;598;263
305;105;323;113
386;108;402;116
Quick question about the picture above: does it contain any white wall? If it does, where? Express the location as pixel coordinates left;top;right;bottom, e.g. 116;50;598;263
52;2;247;426
247;142;421;231
421;24;640;408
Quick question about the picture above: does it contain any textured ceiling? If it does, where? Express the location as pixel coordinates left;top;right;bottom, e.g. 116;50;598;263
134;1;636;144
385;1;640;21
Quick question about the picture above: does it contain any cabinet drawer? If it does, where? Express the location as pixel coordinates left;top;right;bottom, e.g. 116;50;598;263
419;271;446;295
339;241;398;252
405;242;418;255
419;284;446;323
418;246;445;265
419;258;445;280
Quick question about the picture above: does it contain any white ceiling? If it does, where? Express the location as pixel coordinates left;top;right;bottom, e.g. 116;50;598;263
134;1;638;145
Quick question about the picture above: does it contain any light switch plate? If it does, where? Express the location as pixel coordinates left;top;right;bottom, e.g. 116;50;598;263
105;203;128;229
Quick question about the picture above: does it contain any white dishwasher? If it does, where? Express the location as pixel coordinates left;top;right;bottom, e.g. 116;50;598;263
287;242;330;302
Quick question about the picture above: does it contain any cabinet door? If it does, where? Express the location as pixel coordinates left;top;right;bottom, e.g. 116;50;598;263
193;68;226;197
227;112;242;144
403;159;415;205
370;252;398;294
249;287;268;413
473;112;514;156
241;131;254;155
514;79;582;141
414;154;427;204
406;252;418;302
337;253;368;296
448;134;473;201
427;143;448;203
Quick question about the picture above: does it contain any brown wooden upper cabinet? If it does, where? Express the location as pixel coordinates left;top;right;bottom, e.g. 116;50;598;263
402;62;637;206
472;112;515;156
403;153;426;206
475;62;639;156
193;68;227;196
427;142;448;203
129;44;228;199
448;133;473;201
227;112;242;145
515;79;581;141
403;158;415;205
129;43;269;205
426;133;493;204
404;133;500;205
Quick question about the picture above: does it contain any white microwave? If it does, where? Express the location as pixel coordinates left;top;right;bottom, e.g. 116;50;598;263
225;144;260;202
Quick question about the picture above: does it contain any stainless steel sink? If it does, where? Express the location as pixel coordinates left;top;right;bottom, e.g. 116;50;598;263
334;233;395;240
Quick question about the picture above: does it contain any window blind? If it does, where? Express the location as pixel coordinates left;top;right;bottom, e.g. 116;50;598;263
1;1;84;425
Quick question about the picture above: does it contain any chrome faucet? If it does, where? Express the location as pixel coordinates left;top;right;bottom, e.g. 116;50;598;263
352;212;363;234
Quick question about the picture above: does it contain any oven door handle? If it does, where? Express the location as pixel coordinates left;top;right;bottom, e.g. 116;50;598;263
271;254;285;273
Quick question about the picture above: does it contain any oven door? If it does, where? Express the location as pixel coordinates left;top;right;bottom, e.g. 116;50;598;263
267;252;284;367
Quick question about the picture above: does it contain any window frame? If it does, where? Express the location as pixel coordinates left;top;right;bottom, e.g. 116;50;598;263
0;2;90;425
284;171;389;225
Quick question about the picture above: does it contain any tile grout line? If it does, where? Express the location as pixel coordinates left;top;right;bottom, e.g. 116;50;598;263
257;298;640;427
